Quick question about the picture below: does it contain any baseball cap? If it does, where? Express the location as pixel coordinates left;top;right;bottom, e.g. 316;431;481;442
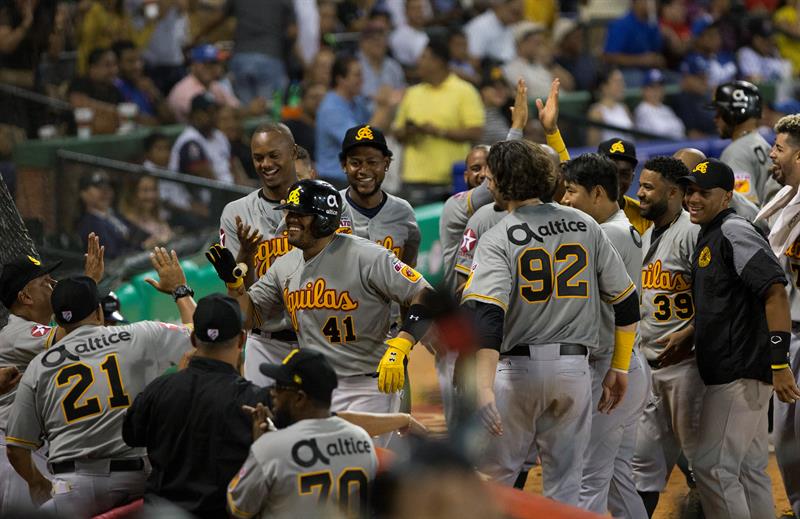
642;69;664;87
0;255;62;309
691;15;719;37
512;21;545;44
192;293;243;343
51;276;101;325
189;44;221;63
552;17;579;46
678;158;734;191
79;170;111;191
101;291;127;324
260;349;338;404
190;92;218;113
597;138;638;166
339;124;392;161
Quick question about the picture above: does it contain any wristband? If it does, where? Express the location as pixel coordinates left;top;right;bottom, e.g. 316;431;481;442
611;329;636;372
225;263;248;290
545;129;570;162
770;331;791;370
399;303;431;342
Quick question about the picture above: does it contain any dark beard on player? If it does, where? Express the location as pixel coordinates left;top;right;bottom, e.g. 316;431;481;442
641;198;668;221
273;406;295;429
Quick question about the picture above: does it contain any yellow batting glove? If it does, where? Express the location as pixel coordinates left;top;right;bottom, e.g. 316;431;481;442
377;337;413;394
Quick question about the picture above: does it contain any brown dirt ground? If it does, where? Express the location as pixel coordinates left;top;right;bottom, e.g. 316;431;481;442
407;348;794;518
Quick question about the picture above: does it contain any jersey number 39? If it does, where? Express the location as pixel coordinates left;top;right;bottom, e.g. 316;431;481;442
55;354;131;423
518;244;588;303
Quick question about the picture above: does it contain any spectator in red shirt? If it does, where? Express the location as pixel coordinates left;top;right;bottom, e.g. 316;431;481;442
167;45;241;123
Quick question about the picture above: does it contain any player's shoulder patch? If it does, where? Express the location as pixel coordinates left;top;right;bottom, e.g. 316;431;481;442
391;257;422;283
460;228;478;253
30;324;51;338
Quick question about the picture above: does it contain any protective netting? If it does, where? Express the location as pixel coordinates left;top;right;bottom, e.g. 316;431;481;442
0;175;36;327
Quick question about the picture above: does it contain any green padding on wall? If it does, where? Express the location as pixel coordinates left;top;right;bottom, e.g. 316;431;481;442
116;201;447;322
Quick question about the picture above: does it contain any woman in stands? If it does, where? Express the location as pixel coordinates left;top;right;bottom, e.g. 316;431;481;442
119;174;174;249
587;67;634;147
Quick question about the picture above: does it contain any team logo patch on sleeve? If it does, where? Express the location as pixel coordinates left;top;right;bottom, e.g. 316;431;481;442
698;246;712;268
30;324;51;338
460;229;477;253
392;258;422;283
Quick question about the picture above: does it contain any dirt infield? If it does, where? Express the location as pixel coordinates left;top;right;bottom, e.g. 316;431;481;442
407;348;794;518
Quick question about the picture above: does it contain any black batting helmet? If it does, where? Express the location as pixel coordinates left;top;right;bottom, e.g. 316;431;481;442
710;80;762;126
275;179;342;238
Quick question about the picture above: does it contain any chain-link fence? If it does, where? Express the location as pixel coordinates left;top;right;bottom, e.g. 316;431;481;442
0;174;37;327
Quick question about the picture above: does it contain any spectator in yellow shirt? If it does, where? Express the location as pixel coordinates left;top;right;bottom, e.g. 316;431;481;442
774;1;800;74
393;38;485;206
77;0;155;75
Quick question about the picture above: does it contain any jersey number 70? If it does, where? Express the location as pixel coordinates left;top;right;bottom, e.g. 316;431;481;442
55;354;131;424
518;244;588;303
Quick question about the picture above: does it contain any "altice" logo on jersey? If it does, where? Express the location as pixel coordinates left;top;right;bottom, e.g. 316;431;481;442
255;234;292;277
282;279;359;330
641;260;690;291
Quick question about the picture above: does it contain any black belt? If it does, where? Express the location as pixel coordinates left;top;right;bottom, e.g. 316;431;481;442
251;328;297;342
51;458;145;474
505;344;588;356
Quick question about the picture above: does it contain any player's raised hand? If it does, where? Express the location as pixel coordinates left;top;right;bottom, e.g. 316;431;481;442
536;78;561;135
242;402;275;441
510;78;528;130
235;215;263;264
145;248;187;294
655;326;695;368
206;243;247;289
773;367;800;403
599;369;628;413
477;388;503;436
0;366;21;396
84;232;105;283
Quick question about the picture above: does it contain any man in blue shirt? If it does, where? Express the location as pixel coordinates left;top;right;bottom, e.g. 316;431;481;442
315;55;396;187
603;0;665;86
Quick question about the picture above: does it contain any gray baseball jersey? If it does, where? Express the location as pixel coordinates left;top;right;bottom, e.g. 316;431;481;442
0;315;57;431
462;203;636;351
5;322;191;463
455;203;507;275
227;416;377;519
596;209;643;359
639;210;700;361
439;183;493;292
247;234;431;376
721;132;781;206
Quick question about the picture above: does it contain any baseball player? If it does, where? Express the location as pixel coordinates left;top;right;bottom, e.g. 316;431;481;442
227;349;378;519
0;233;104;513
761;114;800;515
462;140;640;505
598;138;652;236
218;123;305;387
207;179;434;419
5;255;195;517
711;80;781;206
631;156;705;516
560;153;649;517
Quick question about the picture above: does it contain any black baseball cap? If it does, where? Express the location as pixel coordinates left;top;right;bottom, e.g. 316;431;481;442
0;255;61;309
79;170;111;191
260;349;338;404
678;158;734;191
51;276;100;325
598;138;638;166
193;293;243;343
339;124;392;161
190;92;218;113
101;291;127;324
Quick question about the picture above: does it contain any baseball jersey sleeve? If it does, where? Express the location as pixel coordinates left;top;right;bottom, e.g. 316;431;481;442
461;228;511;311
595;230;637;304
248;267;284;328
722;217;788;297
5;367;43;450
129;321;192;372
366;247;431;306
468;182;493;215
227;448;269;518
220;204;241;258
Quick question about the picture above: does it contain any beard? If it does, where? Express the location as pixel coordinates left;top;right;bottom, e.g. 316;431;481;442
641;197;669;221
273;405;294;430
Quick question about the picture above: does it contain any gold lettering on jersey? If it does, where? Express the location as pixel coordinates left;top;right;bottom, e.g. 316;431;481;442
254;232;293;277
282;279;359;330
786;238;800;260
641;260;691;291
377;235;402;257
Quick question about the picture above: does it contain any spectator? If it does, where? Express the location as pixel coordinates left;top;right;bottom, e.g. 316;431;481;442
112;40;171;125
282;82;326;160
192;0;294;105
522;0;557;28
77;0;154;75
389;0;430;67
169;93;232;185
774;0;800;75
140;0;190;96
393;38;485;204
293;0;319;69
553;18;599;92
217;105;258;186
118;174;174;249
68;47;124;135
448;30;480;85
304;45;335;89
659;0;692;67
502;21;574;101
358;23;406;100
75;170;142;259
676;17;737;137
479;71;511;145
318;0;344;39
705;0;743;54
634;69;686;140
603;0;665;87
587;68;633;147
315;54;396;187
142;131;172;171
167;44;241;124
295;145;318;180
738;17;793;102
463;0;522;64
